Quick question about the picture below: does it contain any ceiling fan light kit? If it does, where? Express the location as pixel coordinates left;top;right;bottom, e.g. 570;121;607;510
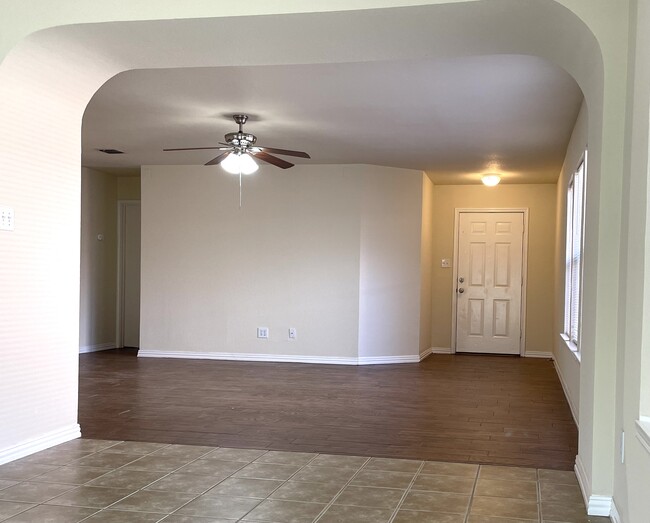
221;151;259;175
481;174;501;186
163;114;310;207
163;114;310;171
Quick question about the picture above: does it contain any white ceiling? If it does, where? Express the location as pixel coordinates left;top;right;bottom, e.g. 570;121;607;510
82;54;583;184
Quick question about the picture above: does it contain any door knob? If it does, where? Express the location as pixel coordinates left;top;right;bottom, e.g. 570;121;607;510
458;288;465;294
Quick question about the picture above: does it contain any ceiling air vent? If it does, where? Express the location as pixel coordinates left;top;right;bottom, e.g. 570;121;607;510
98;148;124;154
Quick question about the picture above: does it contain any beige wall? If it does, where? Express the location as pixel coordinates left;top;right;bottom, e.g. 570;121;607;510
80;168;117;351
430;184;556;355
140;164;426;362
117;176;141;200
358;166;424;359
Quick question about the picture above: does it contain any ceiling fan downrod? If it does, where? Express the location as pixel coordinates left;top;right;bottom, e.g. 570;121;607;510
225;114;256;149
233;114;248;131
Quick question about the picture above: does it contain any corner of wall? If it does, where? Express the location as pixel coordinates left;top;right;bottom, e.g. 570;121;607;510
0;424;81;466
419;173;434;355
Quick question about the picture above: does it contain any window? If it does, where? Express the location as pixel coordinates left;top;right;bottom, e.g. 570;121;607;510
563;153;587;353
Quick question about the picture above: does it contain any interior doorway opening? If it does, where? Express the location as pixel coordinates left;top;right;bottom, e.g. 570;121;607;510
79;171;141;354
116;200;141;349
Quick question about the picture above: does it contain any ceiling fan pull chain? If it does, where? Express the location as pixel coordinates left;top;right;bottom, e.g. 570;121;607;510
239;170;243;209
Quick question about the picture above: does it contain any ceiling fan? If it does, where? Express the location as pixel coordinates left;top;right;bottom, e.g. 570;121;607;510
163;114;310;174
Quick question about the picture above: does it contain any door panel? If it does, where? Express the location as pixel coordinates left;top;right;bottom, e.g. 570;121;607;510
469;242;486;286
494;243;511;287
493;299;509;336
456;212;524;355
468;299;485;335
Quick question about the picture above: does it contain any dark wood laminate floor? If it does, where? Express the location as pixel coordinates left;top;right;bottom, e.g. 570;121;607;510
78;350;578;470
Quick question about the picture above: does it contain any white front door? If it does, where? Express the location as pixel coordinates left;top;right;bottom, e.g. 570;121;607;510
455;211;525;355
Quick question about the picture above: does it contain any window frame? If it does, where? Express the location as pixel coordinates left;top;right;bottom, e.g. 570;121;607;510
562;151;587;358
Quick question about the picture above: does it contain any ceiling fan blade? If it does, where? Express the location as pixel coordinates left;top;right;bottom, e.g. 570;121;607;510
255;146;310;159
205;151;232;166
164;146;231;151
251;151;294;169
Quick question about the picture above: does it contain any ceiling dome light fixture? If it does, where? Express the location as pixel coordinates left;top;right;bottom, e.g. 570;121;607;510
221;151;259;175
481;174;501;187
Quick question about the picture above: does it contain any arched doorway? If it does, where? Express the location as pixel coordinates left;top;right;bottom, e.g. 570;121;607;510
1;0;617;514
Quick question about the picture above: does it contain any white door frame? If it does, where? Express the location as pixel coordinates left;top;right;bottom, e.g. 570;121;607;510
451;208;529;356
115;200;140;348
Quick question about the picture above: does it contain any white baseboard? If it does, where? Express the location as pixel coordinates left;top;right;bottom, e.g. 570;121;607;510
574;455;612;517
419;348;433;361
139;350;359;365
430;347;452;354
524;350;553;358
587;495;613;517
79;342;114;354
358;355;420;365
139;350;425;366
575;455;591;508
610;500;622;523
0;424;81;465
552;353;579;426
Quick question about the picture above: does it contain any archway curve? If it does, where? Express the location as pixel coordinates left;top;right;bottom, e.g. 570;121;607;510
0;0;611;503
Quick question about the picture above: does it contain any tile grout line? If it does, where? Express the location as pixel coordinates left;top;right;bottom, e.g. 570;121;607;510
194;450;322;522
536;467;542;523
131;446;275;521
386;460;425;523
24;447;343;523
1;439;140;522
68;441;231;522
462;463;481;523
0;501;34;522
311;456;373;522
224;451;425;523
155;449;354;521
12;439;163;523
2;441;584;523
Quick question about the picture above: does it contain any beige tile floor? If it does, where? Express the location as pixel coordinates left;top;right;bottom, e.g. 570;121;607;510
0;439;610;523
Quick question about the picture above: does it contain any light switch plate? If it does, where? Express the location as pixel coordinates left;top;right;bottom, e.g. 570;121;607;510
0;206;15;231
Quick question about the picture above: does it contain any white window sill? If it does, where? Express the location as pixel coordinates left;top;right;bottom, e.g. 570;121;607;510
560;334;581;363
636;418;650;456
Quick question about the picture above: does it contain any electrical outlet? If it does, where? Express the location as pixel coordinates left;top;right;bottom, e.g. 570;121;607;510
288;328;297;340
257;327;269;339
0;206;15;231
